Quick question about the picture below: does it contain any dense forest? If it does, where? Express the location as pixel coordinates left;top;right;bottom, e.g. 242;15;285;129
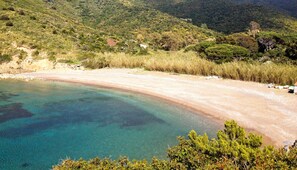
147;0;297;33
233;0;297;17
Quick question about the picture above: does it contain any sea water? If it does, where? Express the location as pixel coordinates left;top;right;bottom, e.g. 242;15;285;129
0;80;221;169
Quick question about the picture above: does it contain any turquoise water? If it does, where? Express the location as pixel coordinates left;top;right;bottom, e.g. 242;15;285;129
0;80;221;169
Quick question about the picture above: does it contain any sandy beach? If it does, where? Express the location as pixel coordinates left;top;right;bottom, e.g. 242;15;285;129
20;68;297;146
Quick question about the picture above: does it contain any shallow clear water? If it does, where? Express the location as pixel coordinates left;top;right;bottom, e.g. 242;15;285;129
0;80;221;169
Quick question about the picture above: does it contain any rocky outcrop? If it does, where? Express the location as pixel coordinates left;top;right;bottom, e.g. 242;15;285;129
0;57;54;74
258;38;276;52
22;59;54;71
0;58;84;74
1;45;84;73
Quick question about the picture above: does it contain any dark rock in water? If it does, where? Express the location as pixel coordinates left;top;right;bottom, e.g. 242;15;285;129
0;103;33;123
21;162;30;168
0;96;166;138
0;91;18;101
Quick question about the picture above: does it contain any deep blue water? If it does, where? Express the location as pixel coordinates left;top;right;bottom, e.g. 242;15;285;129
0;80;221;169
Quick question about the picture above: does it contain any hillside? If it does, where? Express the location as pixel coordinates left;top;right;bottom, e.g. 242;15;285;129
0;0;216;62
233;0;297;18
0;0;109;62
0;0;296;72
146;0;297;34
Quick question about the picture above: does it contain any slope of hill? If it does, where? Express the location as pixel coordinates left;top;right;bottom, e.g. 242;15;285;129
71;0;219;50
0;0;217;62
146;0;297;34
0;0;296;70
233;0;297;18
0;0;110;62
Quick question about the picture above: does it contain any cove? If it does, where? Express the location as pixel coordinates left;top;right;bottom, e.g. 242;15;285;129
0;80;221;169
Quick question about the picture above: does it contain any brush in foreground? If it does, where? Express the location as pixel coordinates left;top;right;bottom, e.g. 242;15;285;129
53;120;297;170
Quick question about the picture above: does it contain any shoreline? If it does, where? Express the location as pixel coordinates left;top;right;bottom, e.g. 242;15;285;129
17;68;297;147
42;77;276;146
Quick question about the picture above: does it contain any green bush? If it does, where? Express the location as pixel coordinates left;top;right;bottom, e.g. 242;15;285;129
53;121;297;170
0;15;9;20
185;41;216;53
82;56;110;69
8;7;15;11
29;16;36;20
18;10;25;15
206;44;250;63
0;54;12;64
218;33;259;53
198;41;216;53
285;41;297;60
49;55;56;62
6;21;13;27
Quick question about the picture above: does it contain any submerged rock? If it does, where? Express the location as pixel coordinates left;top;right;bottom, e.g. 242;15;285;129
21;162;30;168
0;103;33;123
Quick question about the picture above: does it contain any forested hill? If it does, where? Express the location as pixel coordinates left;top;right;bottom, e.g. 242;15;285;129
0;0;297;64
146;0;297;33
232;0;297;18
0;0;216;59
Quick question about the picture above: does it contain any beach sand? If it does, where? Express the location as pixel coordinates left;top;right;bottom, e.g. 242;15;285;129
20;68;297;146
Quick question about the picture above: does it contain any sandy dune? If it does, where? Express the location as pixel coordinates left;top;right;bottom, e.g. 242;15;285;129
21;68;297;146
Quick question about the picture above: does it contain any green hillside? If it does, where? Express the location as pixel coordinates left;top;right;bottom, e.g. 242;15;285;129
0;0;296;75
0;0;109;61
147;0;297;34
233;0;297;18
0;0;216;61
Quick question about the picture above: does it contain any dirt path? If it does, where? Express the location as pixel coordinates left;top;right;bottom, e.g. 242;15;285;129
21;68;297;146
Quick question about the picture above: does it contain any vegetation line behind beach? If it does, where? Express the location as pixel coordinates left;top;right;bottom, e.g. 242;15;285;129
82;51;297;85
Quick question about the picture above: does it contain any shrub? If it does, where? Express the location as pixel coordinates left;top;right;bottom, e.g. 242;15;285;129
137;48;149;55
185;41;216;53
8;7;15;11
159;31;185;51
285;42;297;60
198;41;216;53
33;50;39;56
6;21;13;27
82;56;110;69
218;33;259;53
58;59;75;64
30;16;37;20
49;55;56;62
18;10;25;15
0;15;10;20
206;44;250;63
206;44;233;63
53;121;297;170
0;54;12;64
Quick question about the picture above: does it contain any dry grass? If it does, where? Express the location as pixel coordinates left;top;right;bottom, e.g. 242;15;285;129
82;51;297;85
